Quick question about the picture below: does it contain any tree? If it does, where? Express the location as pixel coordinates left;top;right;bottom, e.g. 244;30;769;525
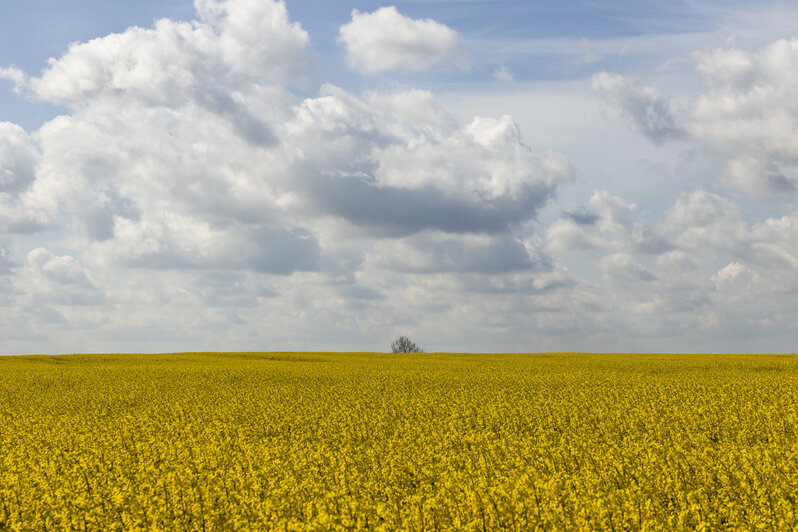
391;336;423;353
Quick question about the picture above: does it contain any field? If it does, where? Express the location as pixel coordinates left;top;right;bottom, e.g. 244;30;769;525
1;352;797;530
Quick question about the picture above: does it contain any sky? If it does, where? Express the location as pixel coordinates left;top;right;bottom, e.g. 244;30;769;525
0;0;796;354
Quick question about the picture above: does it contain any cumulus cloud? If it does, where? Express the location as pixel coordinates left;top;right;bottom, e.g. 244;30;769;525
374;233;544;274
545;219;599;254
24;248;106;306
665;190;749;255
588;191;672;254
690;39;798;195
0;122;52;234
0;122;36;196
1;0;312;107
288;93;570;236
547;191;672;256
595;38;798;196
338;6;466;75
0;0;568;280
591;72;683;144
28;248;93;287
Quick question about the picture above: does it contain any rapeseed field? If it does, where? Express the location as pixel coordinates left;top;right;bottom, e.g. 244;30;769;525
1;352;797;530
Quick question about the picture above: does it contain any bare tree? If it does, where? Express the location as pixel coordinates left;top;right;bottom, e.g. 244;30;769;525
391;336;423;353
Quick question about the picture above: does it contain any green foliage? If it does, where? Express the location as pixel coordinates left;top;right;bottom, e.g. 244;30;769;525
1;352;798;529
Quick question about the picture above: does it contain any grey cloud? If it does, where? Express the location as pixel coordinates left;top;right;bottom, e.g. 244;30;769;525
586;190;673;255
287;89;570;237
591;72;683;144
196;89;277;147
630;228;673;255
194;271;277;308
601;254;657;283
563;208;600;226
80;192;139;242
40;291;107;307
0;244;15;274
0;122;53;235
0;122;37;194
247;226;319;274
378;234;547;274
690;39;798;195
339;285;384;301
127;225;319;275
455;273;573;295
306;176;555;237
29;306;68;325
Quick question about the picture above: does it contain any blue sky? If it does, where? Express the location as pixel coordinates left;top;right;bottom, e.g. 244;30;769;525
1;0;796;354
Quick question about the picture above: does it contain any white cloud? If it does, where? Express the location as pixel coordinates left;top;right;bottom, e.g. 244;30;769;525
593;38;798;196
0;122;36;195
2;0;312;107
0;122;53;234
194;0;313;82
690;38;798;195
28;247;93;287
0;0;570;284
338;6;466;75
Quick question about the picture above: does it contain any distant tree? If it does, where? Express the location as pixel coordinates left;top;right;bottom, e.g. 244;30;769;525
391;336;423;353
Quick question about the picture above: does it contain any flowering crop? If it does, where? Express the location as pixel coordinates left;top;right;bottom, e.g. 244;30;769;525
1;352;797;529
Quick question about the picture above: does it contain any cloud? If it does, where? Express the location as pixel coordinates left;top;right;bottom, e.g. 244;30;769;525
591;72;683;144
194;0;313;82
599;253;657;282
23;247;106;306
563;207;600;226
192;271;277;308
665;190;748;255
690;38;798;195
0;242;15;275
1;0;569;280
594;38;798;196
0;122;36;196
28;248;93;287
545;219;599;254
2;0;312;107
338;6;466;75
588;191;672;254
285;88;571;236
374;233;543;274
0;122;53;234
546;191;672;256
